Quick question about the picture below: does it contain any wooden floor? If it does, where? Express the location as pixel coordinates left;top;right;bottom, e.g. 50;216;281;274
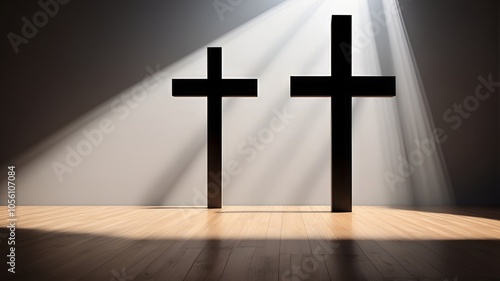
1;206;500;281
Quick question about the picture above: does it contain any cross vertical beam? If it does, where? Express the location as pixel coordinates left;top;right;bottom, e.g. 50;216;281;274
173;47;258;209
332;15;351;77
207;48;222;208
332;15;352;212
290;15;396;212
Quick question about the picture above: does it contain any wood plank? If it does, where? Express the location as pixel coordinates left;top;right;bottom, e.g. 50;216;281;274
184;247;232;281
5;206;500;281
219;247;256;281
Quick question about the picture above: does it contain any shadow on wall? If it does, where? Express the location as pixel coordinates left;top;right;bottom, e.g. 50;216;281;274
397;0;500;205
1;228;500;280
0;0;286;165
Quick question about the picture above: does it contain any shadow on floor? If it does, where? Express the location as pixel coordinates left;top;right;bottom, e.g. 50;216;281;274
1;228;499;280
386;205;500;221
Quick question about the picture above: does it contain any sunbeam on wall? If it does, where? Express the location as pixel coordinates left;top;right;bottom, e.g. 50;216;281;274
5;0;453;206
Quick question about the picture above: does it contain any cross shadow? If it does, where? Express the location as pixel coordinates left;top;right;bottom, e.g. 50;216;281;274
3;228;500;280
217;210;332;213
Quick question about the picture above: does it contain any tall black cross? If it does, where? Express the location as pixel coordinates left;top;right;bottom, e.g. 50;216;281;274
291;15;396;212
173;47;257;208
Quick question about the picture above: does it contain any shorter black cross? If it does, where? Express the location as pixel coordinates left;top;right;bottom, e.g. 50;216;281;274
291;15;396;212
173;47;258;208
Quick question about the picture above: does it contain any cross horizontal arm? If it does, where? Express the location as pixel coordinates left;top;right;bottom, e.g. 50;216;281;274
172;79;209;97
172;79;257;97
349;76;396;97
219;79;258;97
290;76;333;97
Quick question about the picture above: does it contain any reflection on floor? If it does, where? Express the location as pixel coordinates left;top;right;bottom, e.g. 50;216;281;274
1;206;500;280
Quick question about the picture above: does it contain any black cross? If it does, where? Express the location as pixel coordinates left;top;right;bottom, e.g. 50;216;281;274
291;15;396;212
172;47;258;208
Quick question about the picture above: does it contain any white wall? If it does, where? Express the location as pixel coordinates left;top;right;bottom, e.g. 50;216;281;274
2;0;498;206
